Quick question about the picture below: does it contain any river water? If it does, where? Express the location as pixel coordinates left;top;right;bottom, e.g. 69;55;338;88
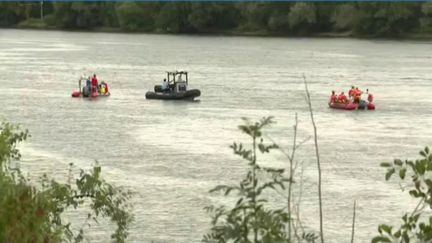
1;29;431;242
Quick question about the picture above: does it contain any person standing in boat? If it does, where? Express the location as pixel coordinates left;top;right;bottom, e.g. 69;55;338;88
86;76;91;92
366;89;373;103
91;74;98;93
348;86;355;99
353;87;362;103
161;78;168;92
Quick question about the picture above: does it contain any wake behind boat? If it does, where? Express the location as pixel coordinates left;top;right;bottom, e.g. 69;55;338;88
146;71;200;101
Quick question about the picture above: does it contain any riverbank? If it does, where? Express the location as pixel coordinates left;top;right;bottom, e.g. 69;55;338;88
10;18;432;41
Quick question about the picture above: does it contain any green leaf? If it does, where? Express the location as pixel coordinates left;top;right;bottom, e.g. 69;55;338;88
372;236;391;243
402;232;409;242
380;162;392;167
379;224;392;234
399;167;407;179
393;230;401;238
409;190;419;198
225;187;233;196
412;213;420;222
394;159;403;166
385;168;395;181
235;198;243;206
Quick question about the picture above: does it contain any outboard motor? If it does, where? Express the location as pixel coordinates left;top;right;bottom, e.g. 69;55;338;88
358;100;367;110
82;86;90;97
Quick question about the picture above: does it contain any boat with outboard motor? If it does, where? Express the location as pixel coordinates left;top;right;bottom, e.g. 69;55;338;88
329;100;375;110
71;77;110;98
146;71;200;100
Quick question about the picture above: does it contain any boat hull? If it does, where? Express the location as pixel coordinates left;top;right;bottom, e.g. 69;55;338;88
329;101;375;110
71;91;110;98
146;89;200;100
329;102;357;110
71;91;81;97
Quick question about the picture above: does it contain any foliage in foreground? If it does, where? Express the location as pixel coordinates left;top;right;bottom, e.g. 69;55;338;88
373;147;432;243
0;122;133;243
203;117;318;243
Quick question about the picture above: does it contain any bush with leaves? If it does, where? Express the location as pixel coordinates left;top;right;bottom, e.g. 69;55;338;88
0;122;133;243
372;146;432;243
203;117;318;243
203;117;288;243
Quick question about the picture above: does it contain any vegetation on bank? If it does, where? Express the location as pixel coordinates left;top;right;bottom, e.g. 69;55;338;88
2;2;432;38
0;122;133;242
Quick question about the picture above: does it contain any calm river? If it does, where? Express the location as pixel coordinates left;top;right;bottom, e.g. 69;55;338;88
1;29;432;242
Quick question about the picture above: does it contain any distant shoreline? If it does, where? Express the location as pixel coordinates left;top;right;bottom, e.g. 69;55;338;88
4;24;432;41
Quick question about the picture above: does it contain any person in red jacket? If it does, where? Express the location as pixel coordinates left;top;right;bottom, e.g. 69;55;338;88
353;87;362;103
338;92;347;103
329;90;337;104
366;89;374;102
348;86;355;98
91;74;98;93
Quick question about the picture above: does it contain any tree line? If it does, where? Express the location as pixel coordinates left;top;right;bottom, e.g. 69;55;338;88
1;2;432;37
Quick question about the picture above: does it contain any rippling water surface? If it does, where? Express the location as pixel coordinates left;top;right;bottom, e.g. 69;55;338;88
1;29;432;242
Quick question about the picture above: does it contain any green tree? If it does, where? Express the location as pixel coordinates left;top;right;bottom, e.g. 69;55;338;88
373;146;432;242
237;3;275;31
420;3;432;33
288;3;317;34
0;2;39;26
116;3;158;31
331;4;357;31
267;11;289;32
98;3;119;28
155;3;192;33
0;122;133;242
187;3;240;32
51;3;76;28
0;3;20;26
70;2;101;29
353;3;418;36
266;4;292;33
187;3;213;31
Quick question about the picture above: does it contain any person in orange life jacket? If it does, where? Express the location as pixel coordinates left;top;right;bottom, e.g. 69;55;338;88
338;92;347;103
91;74;98;93
329;90;337;104
353;87;362;103
348;86;355;98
